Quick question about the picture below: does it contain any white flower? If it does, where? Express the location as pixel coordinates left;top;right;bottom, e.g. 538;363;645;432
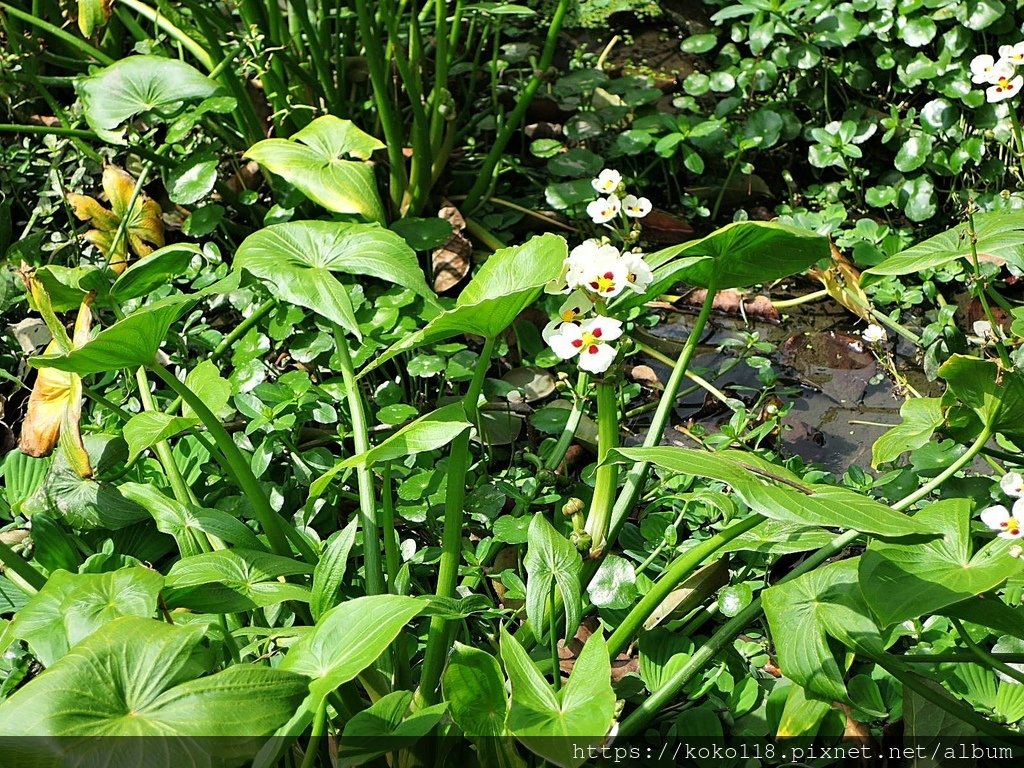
566;240;629;299
1011;545;1024;559
591;169;622;195
971;54;1001;84
861;324;886;344
981;501;1024;539
622;251;653;294
973;319;996;340
622;194;652;218
986;63;1023;103
1000;42;1024;67
1001;472;1024;498
542;291;595;343
587;194;621;224
548;316;623;374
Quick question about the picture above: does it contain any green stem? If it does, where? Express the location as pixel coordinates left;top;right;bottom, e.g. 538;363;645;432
770;288;829;309
462;0;569;212
711;150;744;222
951;618;1024;686
606;514;763;659
353;0;408;213
584;381;619;556
635;341;736;411
381;463;401;593
148;363;313;562
617;421;993;736
0;3;114;64
599;279;719;566
966;205;1012;368
118;0;215;70
135;368;195;506
0;540;46;592
333;329;384;597
902;652;1024;664
300;699;328;768
417;336;497;705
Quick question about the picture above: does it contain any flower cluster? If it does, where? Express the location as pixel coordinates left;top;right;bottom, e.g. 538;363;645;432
980;472;1024;540
543;237;654;374
586;169;652;225
970;43;1024;103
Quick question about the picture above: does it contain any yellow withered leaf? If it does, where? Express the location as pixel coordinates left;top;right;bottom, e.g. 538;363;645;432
68;166;164;275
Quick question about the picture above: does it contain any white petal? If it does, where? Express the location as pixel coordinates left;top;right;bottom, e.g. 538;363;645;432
1001;472;1024;497
579;342;617;374
583;316;623;342
999;528;1024;540
542;318;563;343
548;323;583;360
981;505;1012;530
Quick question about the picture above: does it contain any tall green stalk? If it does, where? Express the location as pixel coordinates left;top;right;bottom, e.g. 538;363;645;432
417;336;497;705
148;363;314;563
583;381;618;556
333;329;385;597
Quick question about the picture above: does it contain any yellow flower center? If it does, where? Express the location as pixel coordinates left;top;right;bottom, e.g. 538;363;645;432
561;307;580;322
1002;516;1021;536
999;76;1013;89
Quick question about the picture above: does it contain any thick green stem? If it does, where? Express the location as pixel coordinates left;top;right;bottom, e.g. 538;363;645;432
353;0;408;213
135;368;195;506
951;618;1024;686
300;699;328;768
333;330;384;597
0;539;46;592
462;0;569;212
118;0;215;70
148;363;313;562
618;422;993;736
606;513;764;659
599;279;719;567
417;336;497;705
584;381;618;556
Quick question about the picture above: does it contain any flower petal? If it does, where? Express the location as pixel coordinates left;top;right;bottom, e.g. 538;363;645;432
981;505;1012;530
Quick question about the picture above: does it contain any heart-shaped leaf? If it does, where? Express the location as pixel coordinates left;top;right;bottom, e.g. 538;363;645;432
164;549;313;612
939;354;1024;437
234;220;434;339
76;56;224;139
364;233;568;373
245;116;385;222
0;616;306;747
622;221;829;303
443;643;508;738
524;513;583;643
859;499;1024;627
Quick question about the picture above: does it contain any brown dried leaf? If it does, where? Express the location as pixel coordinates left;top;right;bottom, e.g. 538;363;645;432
432;205;472;293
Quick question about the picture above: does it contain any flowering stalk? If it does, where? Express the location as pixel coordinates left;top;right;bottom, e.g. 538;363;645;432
583;380;619;556
417;335;497;705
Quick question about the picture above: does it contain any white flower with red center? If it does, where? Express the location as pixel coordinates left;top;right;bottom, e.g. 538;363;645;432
1001;472;1024;498
587;194;621;224
547;316;623;374
1000;42;1024;67
542;291;595;343
622;194;652;218
591;169;622;195
622;251;653;294
981;502;1024;539
971;54;1001;84
566;240;628;299
986;63;1023;103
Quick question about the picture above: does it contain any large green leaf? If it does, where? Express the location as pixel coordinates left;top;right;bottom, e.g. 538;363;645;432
164;549;313;611
867;211;1024;276
762;559;882;704
621;221;828;303
524;513;583;643
335;691;447;766
76;55;223;137
30;294;196;375
5;568;163;667
859;499;1024;628
939;354;1024;438
245;116;385;222
364;234;568;373
871;397;943;467
500;628;616;768
0;617;306;745
443;643;508;737
309;402;470;499
310;517;359;621
279;595;423;731
234;220;434;338
110;243;200;302
610;447;934;538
